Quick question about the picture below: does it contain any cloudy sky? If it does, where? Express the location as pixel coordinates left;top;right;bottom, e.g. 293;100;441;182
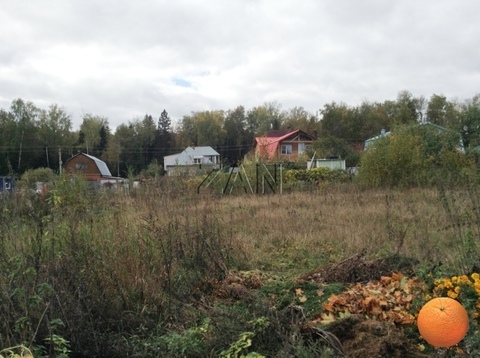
1;0;479;129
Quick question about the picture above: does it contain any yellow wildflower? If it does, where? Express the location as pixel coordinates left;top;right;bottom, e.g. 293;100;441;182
447;291;459;299
475;282;480;292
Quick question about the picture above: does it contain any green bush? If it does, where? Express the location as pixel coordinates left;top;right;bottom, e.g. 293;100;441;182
357;125;473;188
18;167;58;189
283;167;350;186
139;159;164;178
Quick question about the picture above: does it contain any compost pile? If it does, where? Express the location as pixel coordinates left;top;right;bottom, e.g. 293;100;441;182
210;253;456;357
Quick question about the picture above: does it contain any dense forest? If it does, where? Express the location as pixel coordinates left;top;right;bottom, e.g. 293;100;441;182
1;90;479;177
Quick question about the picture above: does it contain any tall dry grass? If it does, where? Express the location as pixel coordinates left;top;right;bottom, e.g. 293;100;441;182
114;180;479;286
1;176;479;356
193;185;473;273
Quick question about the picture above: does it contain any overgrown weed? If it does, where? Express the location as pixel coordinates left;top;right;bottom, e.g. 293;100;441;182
2;174;480;356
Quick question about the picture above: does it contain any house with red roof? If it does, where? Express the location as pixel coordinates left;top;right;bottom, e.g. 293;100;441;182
253;129;316;161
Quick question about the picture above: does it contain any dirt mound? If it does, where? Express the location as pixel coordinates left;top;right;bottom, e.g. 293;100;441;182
298;251;418;284
209;270;267;301
316;314;427;357
296;252;426;356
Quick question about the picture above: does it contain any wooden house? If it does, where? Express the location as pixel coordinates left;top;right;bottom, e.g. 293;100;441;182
253;129;315;162
64;152;125;187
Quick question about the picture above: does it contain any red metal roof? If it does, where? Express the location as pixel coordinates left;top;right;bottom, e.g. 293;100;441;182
254;129;302;160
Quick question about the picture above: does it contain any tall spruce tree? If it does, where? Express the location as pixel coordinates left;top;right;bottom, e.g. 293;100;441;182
155;109;173;167
98;125;109;154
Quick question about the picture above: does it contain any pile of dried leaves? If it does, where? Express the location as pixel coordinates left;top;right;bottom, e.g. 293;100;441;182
313;272;425;325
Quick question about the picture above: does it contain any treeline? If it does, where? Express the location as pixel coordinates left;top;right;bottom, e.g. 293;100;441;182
1;90;480;177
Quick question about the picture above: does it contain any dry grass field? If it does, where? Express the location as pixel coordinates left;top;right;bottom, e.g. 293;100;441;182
134;183;475;275
1;178;479;357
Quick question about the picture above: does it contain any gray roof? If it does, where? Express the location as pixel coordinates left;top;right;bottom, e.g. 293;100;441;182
82;153;113;176
364;129;390;149
164;146;220;167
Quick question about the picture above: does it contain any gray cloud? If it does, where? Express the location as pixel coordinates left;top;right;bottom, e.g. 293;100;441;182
1;0;479;129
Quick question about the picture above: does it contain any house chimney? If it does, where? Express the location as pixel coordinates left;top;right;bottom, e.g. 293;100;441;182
312;130;317;139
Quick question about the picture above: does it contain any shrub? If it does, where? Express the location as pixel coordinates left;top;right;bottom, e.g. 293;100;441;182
139;159;164;178
18;167;57;190
283;167;350;187
357;124;473;188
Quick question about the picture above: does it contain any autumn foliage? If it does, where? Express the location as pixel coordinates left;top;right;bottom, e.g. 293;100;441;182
315;272;423;325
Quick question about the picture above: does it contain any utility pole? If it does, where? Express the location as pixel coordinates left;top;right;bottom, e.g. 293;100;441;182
58;147;62;174
17;129;24;171
45;145;50;168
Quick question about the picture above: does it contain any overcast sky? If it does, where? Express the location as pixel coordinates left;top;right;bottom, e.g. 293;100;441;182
1;0;479;130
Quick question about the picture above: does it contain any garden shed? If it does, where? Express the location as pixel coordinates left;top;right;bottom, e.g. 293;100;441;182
307;158;346;170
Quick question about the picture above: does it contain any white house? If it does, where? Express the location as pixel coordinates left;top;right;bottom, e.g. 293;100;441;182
163;146;221;176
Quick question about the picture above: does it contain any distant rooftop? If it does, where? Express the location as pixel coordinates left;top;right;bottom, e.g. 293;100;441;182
81;153;112;176
265;129;295;137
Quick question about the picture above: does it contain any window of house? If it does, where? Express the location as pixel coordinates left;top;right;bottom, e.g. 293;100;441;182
207;155;216;163
76;162;87;170
193;158;202;164
298;143;305;154
298;143;312;154
281;144;292;155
